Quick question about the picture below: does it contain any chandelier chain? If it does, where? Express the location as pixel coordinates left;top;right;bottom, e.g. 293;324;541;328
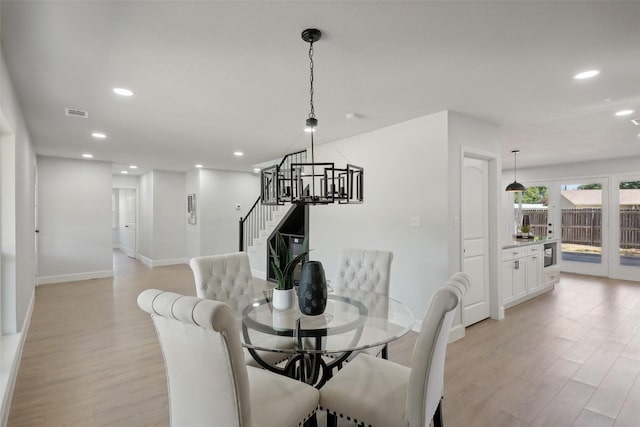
308;41;315;119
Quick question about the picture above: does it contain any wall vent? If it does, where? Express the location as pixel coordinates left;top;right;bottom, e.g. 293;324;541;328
65;108;89;118
631;117;640;126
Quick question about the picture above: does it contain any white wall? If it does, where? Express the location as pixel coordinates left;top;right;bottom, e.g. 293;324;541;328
37;157;113;283
513;156;640;183
151;171;185;262
112;189;119;247
112;174;139;189
310;112;450;321
185;169;200;260
1;46;37;334
447;112;502;321
137;170;186;265
1;42;39;427
447;112;501;272
139;171;154;260
199;169;259;256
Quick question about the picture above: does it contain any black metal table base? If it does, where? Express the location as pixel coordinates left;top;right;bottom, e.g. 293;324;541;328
247;344;351;389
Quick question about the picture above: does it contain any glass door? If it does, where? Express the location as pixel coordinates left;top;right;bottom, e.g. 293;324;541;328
610;176;640;281
559;179;608;277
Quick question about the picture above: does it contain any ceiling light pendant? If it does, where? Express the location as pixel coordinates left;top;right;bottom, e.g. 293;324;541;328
260;29;364;206
505;150;526;192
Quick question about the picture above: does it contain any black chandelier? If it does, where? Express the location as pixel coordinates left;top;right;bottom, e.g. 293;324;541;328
260;29;364;206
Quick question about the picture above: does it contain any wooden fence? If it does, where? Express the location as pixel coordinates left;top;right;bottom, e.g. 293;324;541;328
518;208;640;249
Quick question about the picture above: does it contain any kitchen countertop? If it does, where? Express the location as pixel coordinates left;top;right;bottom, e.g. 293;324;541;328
503;237;560;249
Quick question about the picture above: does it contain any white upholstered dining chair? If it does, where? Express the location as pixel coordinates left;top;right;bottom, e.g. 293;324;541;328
318;281;461;427
190;252;255;301
334;248;393;359
334;249;393;295
138;289;319;427
189;251;291;367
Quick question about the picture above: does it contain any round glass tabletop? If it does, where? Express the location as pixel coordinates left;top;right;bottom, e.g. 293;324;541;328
228;287;415;355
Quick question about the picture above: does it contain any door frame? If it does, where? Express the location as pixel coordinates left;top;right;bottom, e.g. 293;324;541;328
113;186;140;260
609;174;640;281
557;177;609;277
460;147;500;322
119;188;137;259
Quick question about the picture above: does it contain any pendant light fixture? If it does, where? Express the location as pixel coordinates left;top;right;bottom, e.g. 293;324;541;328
505;150;526;192
260;29;364;206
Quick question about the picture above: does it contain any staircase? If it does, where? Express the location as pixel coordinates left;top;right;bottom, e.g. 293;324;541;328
239;150;306;279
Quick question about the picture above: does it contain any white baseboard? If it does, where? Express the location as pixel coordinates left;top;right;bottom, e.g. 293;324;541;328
37;270;114;285
1;289;35;427
138;256;188;269
152;258;188;267
409;318;466;343
449;324;465;343
138;255;153;268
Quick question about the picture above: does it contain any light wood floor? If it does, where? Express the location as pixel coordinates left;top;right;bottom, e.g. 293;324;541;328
8;250;640;426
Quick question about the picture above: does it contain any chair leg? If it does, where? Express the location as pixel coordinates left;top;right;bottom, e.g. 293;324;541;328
327;411;337;427
433;397;444;427
381;344;388;359
304;413;318;427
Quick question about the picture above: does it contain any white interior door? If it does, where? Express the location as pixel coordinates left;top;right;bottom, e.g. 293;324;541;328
118;189;136;258
463;156;490;326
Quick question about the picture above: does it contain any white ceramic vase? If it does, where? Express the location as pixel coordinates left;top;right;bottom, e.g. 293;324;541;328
272;288;296;311
272;308;295;331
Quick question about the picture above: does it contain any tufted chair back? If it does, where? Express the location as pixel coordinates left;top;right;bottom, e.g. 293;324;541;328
334;249;393;296
137;289;251;427
190;252;255;302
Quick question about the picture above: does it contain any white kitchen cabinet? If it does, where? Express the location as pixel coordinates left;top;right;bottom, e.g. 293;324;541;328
502;255;526;304
525;245;543;294
501;242;550;308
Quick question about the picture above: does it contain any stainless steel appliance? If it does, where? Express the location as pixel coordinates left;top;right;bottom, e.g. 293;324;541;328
544;241;557;268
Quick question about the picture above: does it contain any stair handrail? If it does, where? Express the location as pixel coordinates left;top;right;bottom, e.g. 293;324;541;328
239;150;307;251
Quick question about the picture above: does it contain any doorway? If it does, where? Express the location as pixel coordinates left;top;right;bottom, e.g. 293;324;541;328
558;179;608;277
610;176;640;281
113;188;137;259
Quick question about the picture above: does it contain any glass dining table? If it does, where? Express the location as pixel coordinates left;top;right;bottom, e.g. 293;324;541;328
227;287;415;388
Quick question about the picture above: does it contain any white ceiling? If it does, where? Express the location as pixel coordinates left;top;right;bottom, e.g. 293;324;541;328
1;1;639;176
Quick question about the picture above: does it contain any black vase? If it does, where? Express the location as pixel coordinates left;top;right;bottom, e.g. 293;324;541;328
298;261;327;315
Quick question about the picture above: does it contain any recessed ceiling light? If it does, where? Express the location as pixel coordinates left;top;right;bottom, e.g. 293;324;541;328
195;164;203;168
82;153;93;158
91;132;106;139
113;87;134;97
121;170;129;174
253;168;261;173
129;165;138;169
573;70;600;80
615;110;634;117
234;151;244;157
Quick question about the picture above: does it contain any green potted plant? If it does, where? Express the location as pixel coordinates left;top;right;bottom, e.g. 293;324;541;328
520;224;531;238
269;232;309;310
